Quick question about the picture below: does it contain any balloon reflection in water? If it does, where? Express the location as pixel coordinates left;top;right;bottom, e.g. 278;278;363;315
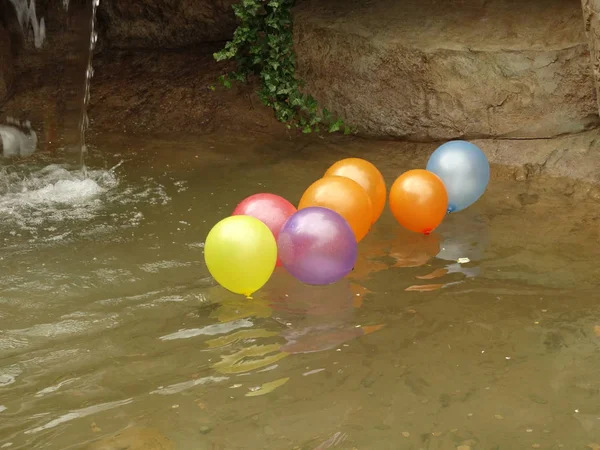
205;287;287;375
387;227;441;268
204;269;384;374
435;212;490;278
265;270;384;354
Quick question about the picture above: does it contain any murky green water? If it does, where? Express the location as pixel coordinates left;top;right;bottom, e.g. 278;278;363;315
1;134;600;450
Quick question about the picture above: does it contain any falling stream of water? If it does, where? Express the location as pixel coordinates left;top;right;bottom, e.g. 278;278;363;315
78;0;100;177
7;0;97;176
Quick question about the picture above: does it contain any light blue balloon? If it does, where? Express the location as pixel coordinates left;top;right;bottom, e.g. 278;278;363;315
426;140;490;213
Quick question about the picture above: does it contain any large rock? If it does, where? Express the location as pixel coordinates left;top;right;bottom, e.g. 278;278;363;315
97;0;238;49
293;0;599;140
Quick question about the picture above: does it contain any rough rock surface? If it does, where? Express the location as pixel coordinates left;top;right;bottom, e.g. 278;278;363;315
0;45;287;150
0;2;18;103
293;0;599;140
0;26;10;102
97;0;238;48
582;0;600;113
473;130;600;185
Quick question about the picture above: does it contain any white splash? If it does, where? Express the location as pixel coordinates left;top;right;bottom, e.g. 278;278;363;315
0;160;172;243
0;164;113;204
0;164;117;235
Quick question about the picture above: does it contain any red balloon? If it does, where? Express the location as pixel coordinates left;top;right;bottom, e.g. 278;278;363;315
232;193;297;266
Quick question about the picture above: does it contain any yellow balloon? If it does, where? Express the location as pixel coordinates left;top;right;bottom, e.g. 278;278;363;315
204;215;277;297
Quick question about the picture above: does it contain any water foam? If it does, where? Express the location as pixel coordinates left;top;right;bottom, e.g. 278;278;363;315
0;161;170;242
0;164;115;214
0;164;115;239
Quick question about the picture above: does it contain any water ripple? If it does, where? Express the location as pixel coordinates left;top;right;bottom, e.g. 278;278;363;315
24;398;134;434
159;319;254;341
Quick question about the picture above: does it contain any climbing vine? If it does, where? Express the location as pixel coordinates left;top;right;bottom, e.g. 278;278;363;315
213;0;349;134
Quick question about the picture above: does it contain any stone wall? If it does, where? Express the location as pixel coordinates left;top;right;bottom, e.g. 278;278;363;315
0;27;11;102
293;0;598;141
582;0;600;113
97;0;238;48
0;0;19;103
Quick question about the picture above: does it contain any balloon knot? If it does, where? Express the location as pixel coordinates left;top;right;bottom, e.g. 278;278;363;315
423;228;432;236
244;294;254;300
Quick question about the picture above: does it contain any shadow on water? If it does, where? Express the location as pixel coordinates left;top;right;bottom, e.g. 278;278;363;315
0;133;600;449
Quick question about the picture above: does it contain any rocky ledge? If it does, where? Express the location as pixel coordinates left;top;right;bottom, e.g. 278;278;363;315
293;0;598;140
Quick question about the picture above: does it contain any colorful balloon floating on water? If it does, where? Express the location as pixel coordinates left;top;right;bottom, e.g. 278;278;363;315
389;169;448;235
232;193;297;266
204;148;491;296
298;175;372;242
324;158;386;224
426;140;490;213
278;206;357;285
204;215;277;297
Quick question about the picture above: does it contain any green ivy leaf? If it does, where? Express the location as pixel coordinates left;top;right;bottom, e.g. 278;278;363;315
328;119;343;133
213;0;351;134
218;75;233;89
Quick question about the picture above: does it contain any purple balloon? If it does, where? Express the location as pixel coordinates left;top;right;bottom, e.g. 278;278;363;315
277;207;357;285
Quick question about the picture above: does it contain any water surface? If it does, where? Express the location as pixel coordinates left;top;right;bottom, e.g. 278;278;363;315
1;134;600;449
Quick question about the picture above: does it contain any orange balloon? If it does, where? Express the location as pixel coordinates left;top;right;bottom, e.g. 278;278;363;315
298;175;373;242
324;158;386;224
389;169;448;235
